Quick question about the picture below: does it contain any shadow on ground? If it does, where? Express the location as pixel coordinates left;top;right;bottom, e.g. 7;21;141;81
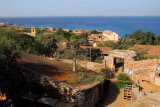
99;81;120;107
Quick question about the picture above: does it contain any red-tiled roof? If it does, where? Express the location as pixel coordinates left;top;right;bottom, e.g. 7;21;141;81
88;36;96;39
103;30;114;35
14;27;25;30
130;59;160;70
80;46;112;54
62;29;70;32
129;45;160;57
91;34;103;37
73;29;83;35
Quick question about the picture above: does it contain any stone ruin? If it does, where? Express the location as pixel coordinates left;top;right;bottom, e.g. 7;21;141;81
155;63;160;86
103;49;160;86
103;49;137;72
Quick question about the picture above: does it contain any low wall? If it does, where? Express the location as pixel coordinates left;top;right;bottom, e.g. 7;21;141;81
47;58;104;73
20;66;108;107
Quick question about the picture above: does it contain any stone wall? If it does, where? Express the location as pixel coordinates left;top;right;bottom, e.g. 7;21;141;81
47;58;104;73
128;91;160;107
103;50;136;70
130;59;160;82
20;66;108;107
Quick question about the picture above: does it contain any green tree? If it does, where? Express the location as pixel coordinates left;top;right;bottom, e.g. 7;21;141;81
90;30;99;35
55;29;86;72
145;32;157;45
85;48;101;61
125;33;128;39
69;34;86;72
156;35;160;45
35;33;57;57
22;27;31;32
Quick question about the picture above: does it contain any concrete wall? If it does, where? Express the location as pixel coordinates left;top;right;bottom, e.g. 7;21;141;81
20;66;108;107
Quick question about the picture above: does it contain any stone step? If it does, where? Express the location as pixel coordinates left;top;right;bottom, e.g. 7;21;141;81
54;102;74;107
36;97;58;106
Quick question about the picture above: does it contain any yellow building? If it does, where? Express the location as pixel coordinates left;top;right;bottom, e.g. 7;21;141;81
26;27;36;37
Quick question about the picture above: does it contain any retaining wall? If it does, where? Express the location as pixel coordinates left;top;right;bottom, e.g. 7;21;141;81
20;66;108;107
47;58;104;73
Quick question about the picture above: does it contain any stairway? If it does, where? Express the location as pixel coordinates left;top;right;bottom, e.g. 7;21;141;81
124;84;132;100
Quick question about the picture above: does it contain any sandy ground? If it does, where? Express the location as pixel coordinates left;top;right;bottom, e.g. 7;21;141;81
99;79;131;107
135;79;160;93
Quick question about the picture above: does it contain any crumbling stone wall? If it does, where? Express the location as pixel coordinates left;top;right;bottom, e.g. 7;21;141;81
20;66;108;107
130;59;160;82
131;67;156;82
103;50;136;70
48;58;104;72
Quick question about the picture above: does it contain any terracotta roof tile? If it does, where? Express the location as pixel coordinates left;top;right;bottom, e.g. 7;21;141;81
91;34;103;37
80;46;112;54
103;30;114;35
129;45;160;57
130;59;160;70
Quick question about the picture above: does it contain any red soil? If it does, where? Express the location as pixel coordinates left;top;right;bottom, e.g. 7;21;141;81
17;55;78;82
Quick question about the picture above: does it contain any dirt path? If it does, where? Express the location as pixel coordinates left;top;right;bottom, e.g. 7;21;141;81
99;79;131;107
135;79;160;93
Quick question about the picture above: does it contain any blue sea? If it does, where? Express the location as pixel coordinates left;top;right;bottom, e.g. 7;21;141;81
0;16;160;38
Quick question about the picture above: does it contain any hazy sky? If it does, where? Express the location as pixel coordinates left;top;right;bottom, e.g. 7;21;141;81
0;0;160;17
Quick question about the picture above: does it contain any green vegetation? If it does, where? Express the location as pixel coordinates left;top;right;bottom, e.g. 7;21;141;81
116;74;132;89
0;29;58;57
0;40;24;104
94;57;103;63
150;91;155;93
71;72;104;85
90;30;99;35
71;68;114;85
97;30;160;50
0;28;160;72
0;28;90;72
101;68;114;79
136;51;158;60
22;27;31;32
97;30;160;60
85;48;101;61
54;28;89;72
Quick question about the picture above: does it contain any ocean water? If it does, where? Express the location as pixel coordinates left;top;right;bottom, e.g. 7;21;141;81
0;16;160;38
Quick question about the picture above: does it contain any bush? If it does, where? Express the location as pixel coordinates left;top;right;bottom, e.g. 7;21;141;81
116;81;124;89
124;81;132;85
116;74;132;89
94;59;102;63
101;68;114;79
71;72;104;85
118;74;131;81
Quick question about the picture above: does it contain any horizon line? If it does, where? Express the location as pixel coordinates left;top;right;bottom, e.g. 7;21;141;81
0;15;160;18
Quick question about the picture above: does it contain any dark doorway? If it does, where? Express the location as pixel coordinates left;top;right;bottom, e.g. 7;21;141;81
113;57;124;72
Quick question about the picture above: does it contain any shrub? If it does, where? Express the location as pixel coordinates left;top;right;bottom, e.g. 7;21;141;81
116;81;124;89
94;59;102;63
116;74;132;89
124;81;132;85
101;68;114;79
150;91;155;93
118;74;131;81
71;73;104;85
